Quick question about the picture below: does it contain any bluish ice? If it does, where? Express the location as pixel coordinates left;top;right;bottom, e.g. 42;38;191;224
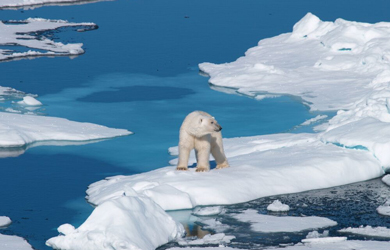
1;0;390;249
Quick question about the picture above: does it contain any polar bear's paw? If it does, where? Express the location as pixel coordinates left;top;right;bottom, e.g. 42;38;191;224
176;166;189;171
216;162;230;169
195;166;209;172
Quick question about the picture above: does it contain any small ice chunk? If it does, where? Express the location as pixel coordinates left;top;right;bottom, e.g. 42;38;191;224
300;115;328;126
179;233;235;246
301;237;347;244
377;200;390;216
267;200;290;212
0;216;11;227
199;218;230;233
192;206;223;216
57;224;75;235
17;96;42;106
306;230;329;239
382;175;390;186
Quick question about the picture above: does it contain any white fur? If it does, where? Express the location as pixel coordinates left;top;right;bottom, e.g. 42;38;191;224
177;111;229;172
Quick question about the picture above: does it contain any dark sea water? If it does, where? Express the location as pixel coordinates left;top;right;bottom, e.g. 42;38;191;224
1;0;390;249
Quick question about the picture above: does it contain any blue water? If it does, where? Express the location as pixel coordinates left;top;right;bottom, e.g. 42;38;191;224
1;0;390;249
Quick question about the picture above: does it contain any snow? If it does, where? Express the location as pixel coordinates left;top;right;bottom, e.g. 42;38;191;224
198;218;230;233
0;217;11;228
0;0;111;9
17;96;42;106
46;196;184;250
231;209;337;233
339;226;390;238
0;234;34;250
177;233;235;246
192;206;223;216
0;112;132;147
267;200;290;212
0;18;97;62
301;237;347;244
87;133;383;210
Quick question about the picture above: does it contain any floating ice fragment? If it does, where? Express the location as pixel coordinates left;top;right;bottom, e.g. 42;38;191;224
267;200;290;212
17;96;42;106
0;216;11;228
339;225;390;238
192;206;223;216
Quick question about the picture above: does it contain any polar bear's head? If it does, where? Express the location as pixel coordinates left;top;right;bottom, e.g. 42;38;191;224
190;115;222;137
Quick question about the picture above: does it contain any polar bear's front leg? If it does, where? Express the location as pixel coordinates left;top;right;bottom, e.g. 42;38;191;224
177;144;191;171
195;136;211;172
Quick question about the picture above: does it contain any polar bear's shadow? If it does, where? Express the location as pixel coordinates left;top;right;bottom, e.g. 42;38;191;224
188;160;217;170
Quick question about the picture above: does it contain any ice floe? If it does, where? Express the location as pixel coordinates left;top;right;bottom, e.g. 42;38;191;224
0;217;11;228
0;234;34;250
300;115;328;126
339;225;390;238
87;133;382;210
0;111;131;147
17;96;42;106
0;18;97;62
0;0;111;9
376;200;390;216
231;209;337;233
267;200;290;212
46;196;184;250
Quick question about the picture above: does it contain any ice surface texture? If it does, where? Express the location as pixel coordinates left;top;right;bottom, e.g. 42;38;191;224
0;18;97;61
0;0;111;9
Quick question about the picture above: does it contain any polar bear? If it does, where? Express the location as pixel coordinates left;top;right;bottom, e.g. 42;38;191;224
176;111;229;172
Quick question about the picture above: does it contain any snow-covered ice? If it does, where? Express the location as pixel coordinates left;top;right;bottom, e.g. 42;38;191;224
301;237;347;244
87;133;382;210
231;209;337;233
0;18;97;61
382;174;390;186
177;233;235;246
46;196;184;250
267;200;290;212
197;218;229;233
0;0;111;9
192;206;223;216
0;217;11;228
0;112;132;147
0;234;34;250
339;225;390;238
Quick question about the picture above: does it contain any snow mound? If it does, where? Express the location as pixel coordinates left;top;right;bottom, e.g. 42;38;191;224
0;18;97;62
0;112;132;147
267;200;290;212
231;209;337;233
382;174;390;186
87;133;382;210
46;196;184;250
339;225;390;238
0;217;11;228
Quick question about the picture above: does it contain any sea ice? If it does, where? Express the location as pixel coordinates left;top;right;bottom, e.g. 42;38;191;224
192;206;223;216
0;18;97;62
46;196;184;250
177;233;235;246
267;200;290;212
87;133;382;210
300;115;328;126
376;200;390;216
0;234;34;250
382;174;390;186
17;96;42;106
0;112;132;147
231;209;337;233
0;0;111;9
338;225;390;238
0;217;11;228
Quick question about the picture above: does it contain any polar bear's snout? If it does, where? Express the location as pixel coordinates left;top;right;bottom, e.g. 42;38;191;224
215;124;222;132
